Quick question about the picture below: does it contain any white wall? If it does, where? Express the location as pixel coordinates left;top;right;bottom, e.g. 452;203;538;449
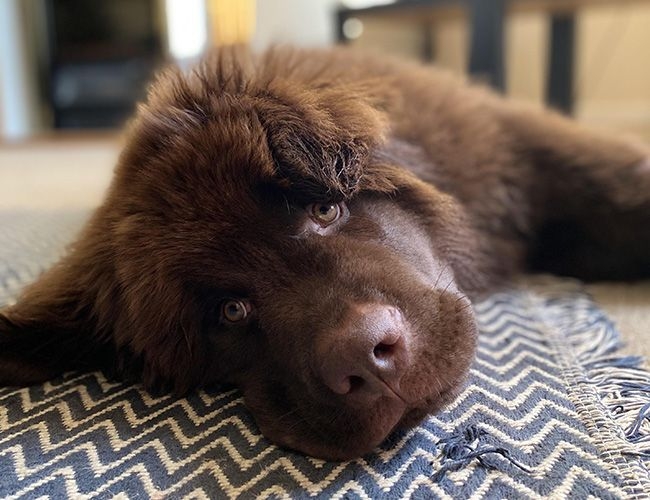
252;0;338;51
0;0;40;140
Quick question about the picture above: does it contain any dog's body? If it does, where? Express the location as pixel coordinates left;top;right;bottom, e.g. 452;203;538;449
1;47;649;459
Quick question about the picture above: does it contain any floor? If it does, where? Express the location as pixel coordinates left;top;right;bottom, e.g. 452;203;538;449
0;136;118;210
0;138;648;360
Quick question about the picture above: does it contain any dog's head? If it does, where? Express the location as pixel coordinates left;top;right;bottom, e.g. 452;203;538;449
0;48;481;460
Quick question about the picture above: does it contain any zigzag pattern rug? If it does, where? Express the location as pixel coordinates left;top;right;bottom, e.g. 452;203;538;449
1;210;649;499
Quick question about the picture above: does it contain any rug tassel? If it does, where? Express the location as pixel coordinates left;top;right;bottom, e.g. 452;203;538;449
548;288;650;473
431;424;534;482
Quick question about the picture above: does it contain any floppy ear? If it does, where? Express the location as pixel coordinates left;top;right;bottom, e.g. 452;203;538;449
0;231;117;386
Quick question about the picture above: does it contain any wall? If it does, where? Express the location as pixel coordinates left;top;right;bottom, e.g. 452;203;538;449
251;0;337;50
575;3;650;137
504;3;650;138
0;0;41;140
349;2;650;139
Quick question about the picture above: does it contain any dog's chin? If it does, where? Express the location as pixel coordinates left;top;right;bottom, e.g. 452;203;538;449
256;396;407;461
246;376;469;461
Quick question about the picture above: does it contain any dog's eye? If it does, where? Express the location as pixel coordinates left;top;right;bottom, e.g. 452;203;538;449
222;299;250;323
309;203;341;226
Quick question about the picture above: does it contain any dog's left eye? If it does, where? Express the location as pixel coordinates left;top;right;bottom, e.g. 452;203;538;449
222;299;250;323
308;203;341;226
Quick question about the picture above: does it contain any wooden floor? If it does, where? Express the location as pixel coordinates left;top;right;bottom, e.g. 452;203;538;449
0;136;119;210
0;138;648;360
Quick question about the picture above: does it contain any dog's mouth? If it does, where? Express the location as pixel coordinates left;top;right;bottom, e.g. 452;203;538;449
258;395;408;460
243;364;471;461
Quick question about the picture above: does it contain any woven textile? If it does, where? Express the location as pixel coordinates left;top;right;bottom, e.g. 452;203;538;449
1;210;649;499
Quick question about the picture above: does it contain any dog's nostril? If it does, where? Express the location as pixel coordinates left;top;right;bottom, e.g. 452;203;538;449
373;342;395;359
348;375;364;393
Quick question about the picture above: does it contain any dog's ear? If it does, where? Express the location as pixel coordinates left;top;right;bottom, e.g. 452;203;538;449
0;235;117;386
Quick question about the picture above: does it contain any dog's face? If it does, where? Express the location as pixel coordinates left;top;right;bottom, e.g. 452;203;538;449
0;52;479;460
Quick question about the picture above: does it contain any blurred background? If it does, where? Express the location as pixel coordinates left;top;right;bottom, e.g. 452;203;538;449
0;0;649;208
1;0;650;141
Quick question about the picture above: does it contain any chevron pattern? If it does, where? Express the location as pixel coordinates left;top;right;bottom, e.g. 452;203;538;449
1;211;649;499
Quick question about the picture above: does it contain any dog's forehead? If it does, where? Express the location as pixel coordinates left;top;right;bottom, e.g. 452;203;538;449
120;98;281;196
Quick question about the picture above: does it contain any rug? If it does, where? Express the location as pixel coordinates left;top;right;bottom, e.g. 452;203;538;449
1;210;649;499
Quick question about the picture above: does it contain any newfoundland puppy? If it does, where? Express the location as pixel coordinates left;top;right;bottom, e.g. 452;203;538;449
1;47;648;460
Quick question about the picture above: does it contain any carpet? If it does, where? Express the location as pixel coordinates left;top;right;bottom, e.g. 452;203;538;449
1;210;649;499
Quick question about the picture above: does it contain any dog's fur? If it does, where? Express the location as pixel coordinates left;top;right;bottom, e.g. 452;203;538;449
1;47;649;459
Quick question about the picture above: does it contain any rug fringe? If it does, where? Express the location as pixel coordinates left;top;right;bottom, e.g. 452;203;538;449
541;283;650;493
566;294;650;458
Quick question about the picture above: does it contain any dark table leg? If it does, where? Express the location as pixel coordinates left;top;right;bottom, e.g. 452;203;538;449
546;13;576;114
468;0;505;91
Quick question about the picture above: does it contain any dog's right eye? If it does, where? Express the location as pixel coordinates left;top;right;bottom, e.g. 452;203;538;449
222;299;250;323
308;203;342;226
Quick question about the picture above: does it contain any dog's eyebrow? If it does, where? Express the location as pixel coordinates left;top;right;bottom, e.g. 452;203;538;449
255;106;374;200
192;283;253;303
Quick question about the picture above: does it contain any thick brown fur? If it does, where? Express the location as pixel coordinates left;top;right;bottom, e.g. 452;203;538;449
1;46;649;459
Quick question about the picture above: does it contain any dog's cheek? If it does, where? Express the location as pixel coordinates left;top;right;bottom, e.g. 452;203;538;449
200;330;264;386
402;290;478;405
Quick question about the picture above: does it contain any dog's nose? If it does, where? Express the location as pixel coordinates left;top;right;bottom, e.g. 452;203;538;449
318;304;410;402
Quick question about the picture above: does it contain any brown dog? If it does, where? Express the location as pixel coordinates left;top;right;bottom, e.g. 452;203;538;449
1;47;649;460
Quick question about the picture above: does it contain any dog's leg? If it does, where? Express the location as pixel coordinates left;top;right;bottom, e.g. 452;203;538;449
500;104;650;280
0;251;113;385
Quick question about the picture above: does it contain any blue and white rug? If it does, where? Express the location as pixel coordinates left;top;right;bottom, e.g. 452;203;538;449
1;210;649;499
